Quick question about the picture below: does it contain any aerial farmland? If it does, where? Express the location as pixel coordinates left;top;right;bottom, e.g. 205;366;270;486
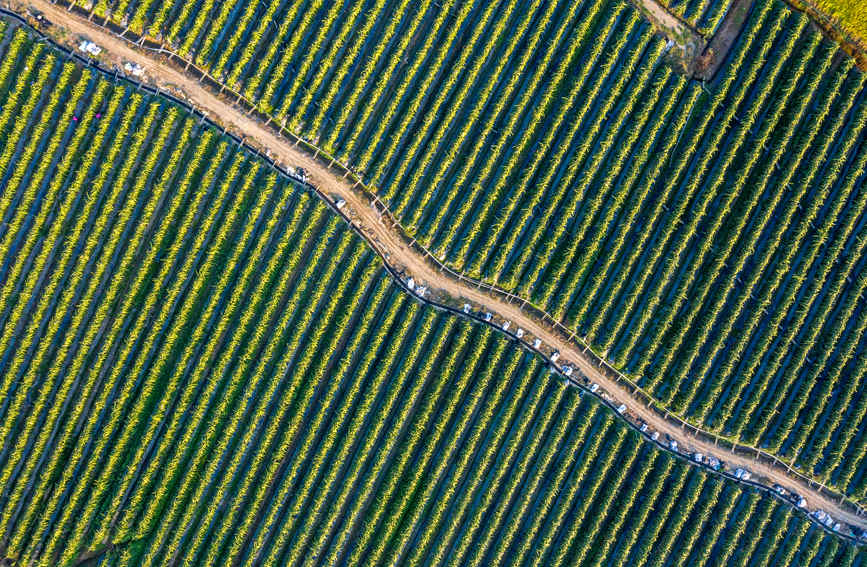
0;0;865;564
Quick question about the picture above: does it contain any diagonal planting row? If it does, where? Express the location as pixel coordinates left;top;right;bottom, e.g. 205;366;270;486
0;23;865;565
71;0;867;493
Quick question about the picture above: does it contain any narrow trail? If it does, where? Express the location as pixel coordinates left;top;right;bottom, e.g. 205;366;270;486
692;0;754;80
11;0;867;542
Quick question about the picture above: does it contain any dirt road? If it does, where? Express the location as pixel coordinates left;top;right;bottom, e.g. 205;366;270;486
14;0;867;540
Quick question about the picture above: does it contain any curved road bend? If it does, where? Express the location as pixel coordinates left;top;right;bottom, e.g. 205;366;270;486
15;0;867;541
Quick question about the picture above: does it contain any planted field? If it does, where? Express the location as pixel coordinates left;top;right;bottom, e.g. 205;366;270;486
0;22;864;565
74;0;867;494
655;0;729;32
808;0;867;50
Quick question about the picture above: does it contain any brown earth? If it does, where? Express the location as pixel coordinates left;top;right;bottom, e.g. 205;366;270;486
626;0;707;73
694;0;754;80
12;0;867;541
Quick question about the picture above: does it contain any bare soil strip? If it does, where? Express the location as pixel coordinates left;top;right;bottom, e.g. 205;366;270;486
640;0;865;80
627;0;753;81
693;0;754;80
626;0;707;74
10;0;867;541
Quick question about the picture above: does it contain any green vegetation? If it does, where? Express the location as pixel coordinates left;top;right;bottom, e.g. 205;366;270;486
72;0;867;492
812;0;867;49
0;21;864;565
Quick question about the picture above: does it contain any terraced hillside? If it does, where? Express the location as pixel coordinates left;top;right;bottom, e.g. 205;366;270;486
65;0;867;495
0;22;865;565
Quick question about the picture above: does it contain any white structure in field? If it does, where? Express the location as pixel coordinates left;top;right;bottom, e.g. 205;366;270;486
813;510;835;528
79;40;102;55
80;41;100;55
124;62;144;77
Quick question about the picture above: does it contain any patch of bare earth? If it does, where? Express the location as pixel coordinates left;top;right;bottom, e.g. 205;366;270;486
694;0;754;80
626;0;706;73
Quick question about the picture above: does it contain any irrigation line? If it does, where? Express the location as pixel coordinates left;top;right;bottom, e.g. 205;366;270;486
4;3;867;543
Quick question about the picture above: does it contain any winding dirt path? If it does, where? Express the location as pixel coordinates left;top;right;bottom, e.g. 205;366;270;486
13;0;867;541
